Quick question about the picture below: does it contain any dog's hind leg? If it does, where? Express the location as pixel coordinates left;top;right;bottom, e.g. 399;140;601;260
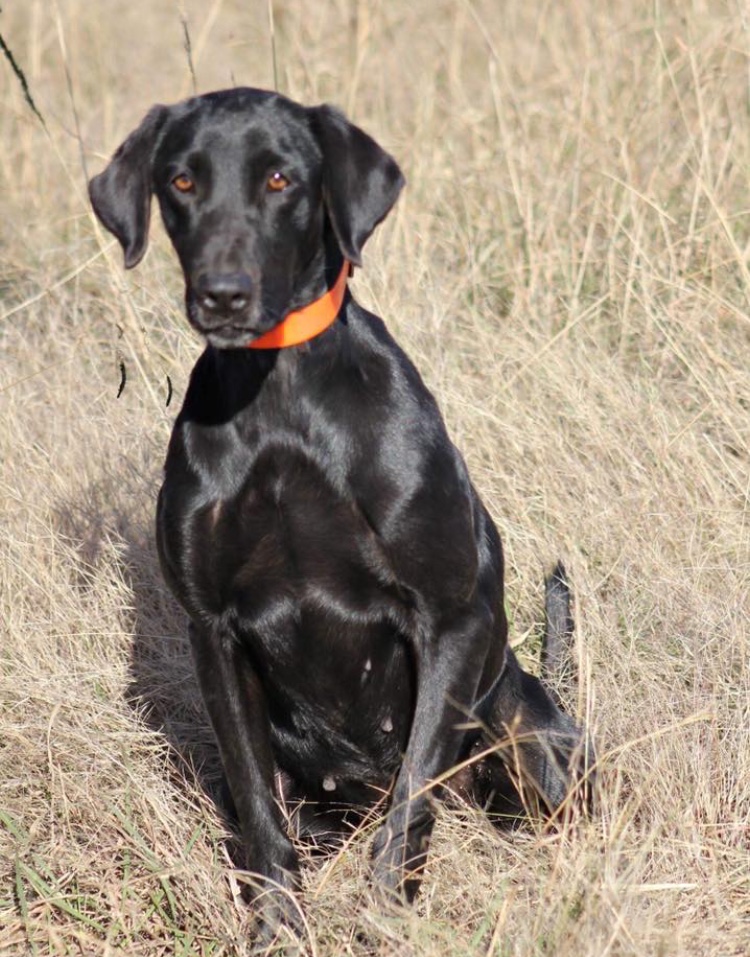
470;565;594;823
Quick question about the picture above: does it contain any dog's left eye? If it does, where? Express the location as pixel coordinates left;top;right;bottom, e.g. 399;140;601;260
267;172;290;192
172;174;195;194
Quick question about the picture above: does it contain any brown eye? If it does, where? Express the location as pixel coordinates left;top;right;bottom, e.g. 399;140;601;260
172;173;195;193
267;172;290;192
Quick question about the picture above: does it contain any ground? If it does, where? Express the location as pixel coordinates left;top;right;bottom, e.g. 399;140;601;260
1;1;748;955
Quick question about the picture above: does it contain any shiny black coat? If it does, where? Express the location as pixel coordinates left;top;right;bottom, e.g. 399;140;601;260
89;88;588;933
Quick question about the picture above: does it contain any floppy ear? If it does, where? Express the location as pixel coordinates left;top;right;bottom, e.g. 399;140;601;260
310;105;405;267
88;105;168;269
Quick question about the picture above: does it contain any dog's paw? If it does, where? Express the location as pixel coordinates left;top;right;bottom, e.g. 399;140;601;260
233;864;305;950
370;823;427;906
251;884;307;951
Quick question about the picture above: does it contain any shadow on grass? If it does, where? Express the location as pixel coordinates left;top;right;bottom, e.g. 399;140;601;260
51;456;245;864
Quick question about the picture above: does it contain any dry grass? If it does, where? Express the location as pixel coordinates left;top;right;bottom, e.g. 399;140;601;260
1;0;748;954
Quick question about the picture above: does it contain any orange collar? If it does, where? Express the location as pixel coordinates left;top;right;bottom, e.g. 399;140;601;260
248;260;350;349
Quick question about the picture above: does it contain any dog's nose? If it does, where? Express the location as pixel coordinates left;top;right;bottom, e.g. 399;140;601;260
195;273;253;315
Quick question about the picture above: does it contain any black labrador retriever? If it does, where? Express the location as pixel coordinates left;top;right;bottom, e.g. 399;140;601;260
89;88;591;932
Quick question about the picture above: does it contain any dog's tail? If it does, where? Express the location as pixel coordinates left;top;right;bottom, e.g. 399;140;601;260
540;562;576;691
541;563;596;814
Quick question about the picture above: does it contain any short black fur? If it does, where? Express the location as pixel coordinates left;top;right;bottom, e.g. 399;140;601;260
89;88;593;937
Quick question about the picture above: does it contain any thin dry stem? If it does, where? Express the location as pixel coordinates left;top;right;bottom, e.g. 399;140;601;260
1;1;748;955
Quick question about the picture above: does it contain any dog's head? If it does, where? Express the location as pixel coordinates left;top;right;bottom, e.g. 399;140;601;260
89;89;404;348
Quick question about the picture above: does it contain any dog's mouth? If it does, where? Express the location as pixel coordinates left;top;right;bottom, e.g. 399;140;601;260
186;289;282;349
188;309;258;348
203;325;259;349
196;319;286;351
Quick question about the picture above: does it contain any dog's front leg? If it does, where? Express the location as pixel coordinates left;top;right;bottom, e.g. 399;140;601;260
189;622;301;936
370;609;492;902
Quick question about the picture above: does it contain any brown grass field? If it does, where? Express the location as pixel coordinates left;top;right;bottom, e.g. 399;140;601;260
1;1;749;954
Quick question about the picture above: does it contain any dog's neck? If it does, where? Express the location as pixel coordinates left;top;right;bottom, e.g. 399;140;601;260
248;257;350;350
186;227;352;425
280;221;347;317
250;222;349;350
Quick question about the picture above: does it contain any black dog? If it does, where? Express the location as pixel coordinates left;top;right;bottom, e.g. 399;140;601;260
89;88;591;932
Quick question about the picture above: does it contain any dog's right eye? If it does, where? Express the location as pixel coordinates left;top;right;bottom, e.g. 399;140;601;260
171;174;195;194
267;172;291;192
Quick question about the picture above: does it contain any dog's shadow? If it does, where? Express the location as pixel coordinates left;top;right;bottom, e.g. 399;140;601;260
53;458;242;856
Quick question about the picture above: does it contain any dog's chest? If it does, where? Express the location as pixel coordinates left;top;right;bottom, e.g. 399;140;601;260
163;439;416;786
176;438;408;638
